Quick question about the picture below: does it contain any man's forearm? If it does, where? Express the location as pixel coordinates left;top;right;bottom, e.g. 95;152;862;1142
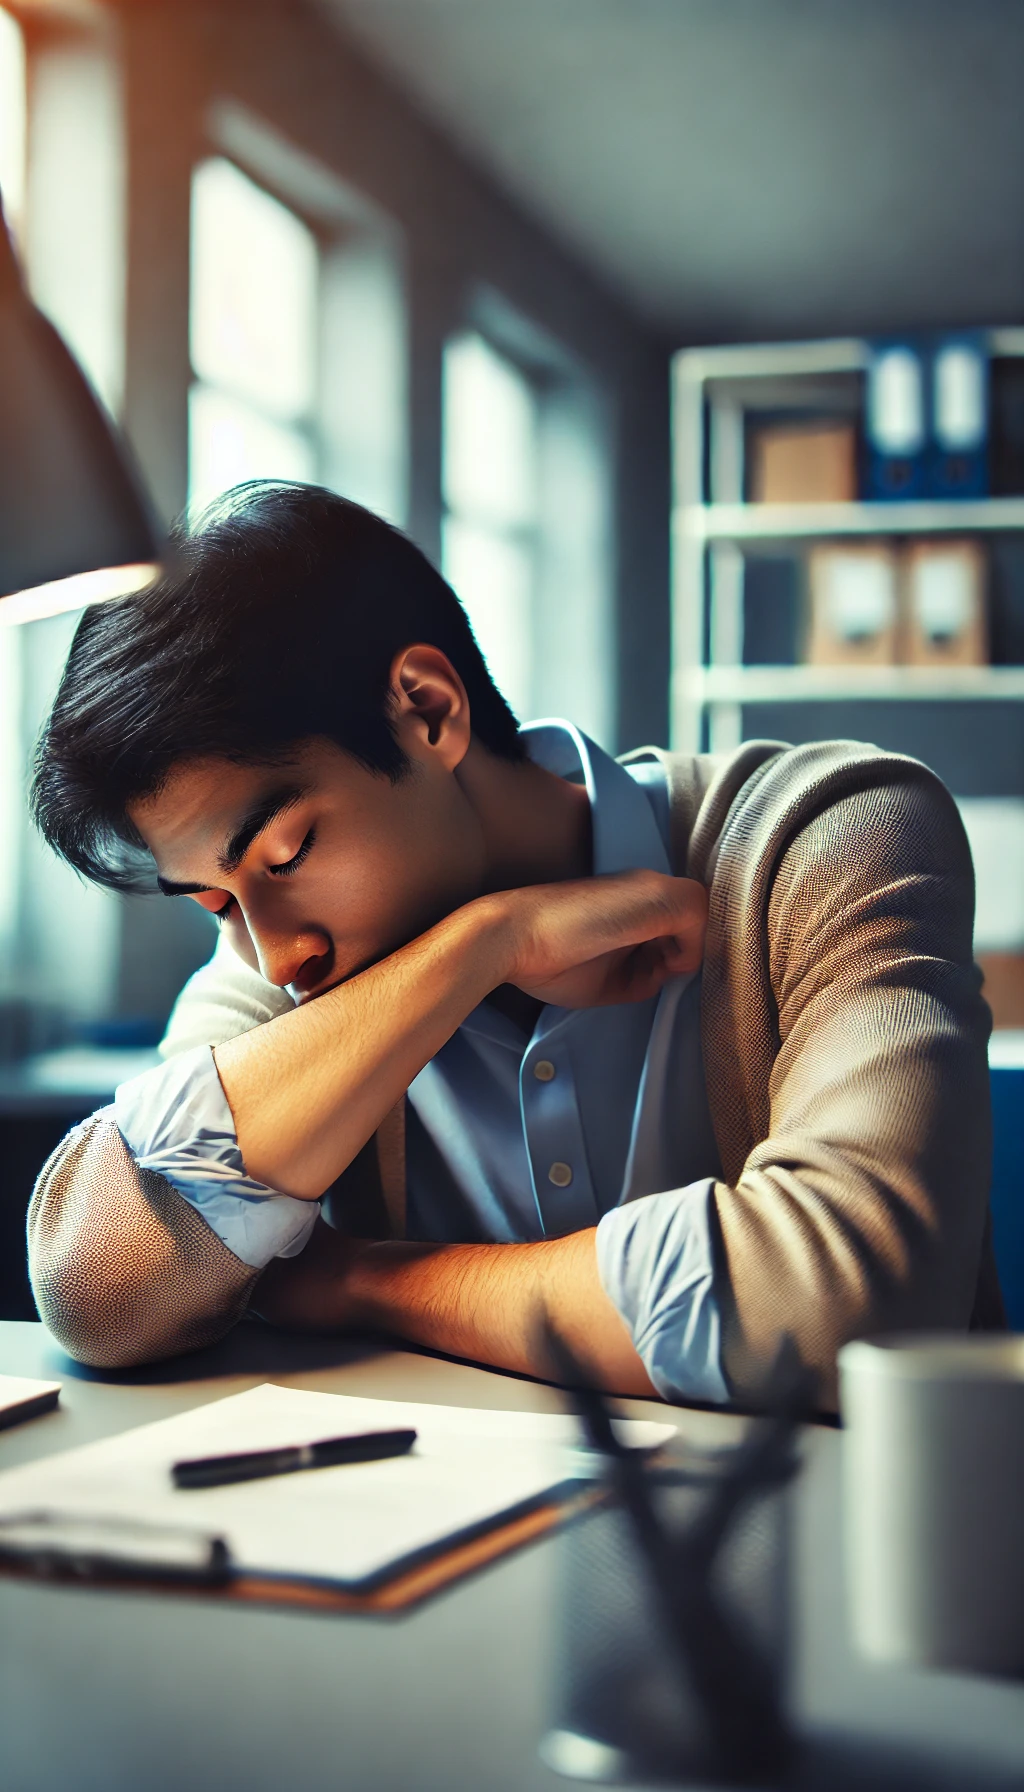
214;900;510;1200
213;868;705;1207
254;1221;657;1399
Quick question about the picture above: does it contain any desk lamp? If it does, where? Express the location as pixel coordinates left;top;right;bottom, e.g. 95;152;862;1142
0;192;160;623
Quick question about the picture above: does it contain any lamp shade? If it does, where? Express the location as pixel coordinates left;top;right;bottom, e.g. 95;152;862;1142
0;198;160;622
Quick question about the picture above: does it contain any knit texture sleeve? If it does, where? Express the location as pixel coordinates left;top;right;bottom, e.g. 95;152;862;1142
704;749;995;1409
27;1111;259;1367
26;937;291;1367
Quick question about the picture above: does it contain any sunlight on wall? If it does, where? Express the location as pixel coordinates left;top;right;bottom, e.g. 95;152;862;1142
0;9;26;974
26;32;126;416
0;7;25;243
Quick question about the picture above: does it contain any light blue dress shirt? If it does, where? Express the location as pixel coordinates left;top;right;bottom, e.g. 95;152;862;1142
113;721;728;1404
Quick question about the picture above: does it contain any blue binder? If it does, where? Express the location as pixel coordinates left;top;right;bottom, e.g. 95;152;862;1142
929;333;989;498
865;341;928;499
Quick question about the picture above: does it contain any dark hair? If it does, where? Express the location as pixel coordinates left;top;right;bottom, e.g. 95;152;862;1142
31;481;523;892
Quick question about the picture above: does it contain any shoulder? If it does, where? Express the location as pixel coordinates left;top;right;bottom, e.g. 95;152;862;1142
659;738;966;886
702;741;975;967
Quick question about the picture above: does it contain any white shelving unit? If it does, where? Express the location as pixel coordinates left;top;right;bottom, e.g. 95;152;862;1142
671;332;1024;754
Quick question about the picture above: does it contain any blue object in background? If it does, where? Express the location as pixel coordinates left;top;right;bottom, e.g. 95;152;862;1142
929;334;989;499
989;1062;1024;1328
864;341;929;499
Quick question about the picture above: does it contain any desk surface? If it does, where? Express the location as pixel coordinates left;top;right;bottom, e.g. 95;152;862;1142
2;1319;1023;1792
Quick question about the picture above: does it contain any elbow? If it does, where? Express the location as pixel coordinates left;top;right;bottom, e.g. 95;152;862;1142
27;1223;233;1369
26;1112;257;1369
29;1264;175;1370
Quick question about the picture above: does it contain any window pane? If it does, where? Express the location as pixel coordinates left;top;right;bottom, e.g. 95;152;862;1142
442;516;532;722
319;234;408;527
443;332;536;529
188;384;314;517
0;7;26;244
0;623;20;962
190;157;318;421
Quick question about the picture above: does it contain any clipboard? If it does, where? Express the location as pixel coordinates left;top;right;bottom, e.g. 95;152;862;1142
0;1384;664;1615
0;1485;598;1614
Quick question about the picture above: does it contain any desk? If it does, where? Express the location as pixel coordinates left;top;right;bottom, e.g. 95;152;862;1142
2;1320;1023;1792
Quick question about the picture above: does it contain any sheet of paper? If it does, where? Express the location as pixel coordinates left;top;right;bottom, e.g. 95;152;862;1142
0;1383;674;1589
0;1374;61;1431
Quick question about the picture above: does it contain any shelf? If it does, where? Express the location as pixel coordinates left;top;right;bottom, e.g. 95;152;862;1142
670;333;1024;754
678;498;1024;544
674;328;1024;391
676;665;1024;705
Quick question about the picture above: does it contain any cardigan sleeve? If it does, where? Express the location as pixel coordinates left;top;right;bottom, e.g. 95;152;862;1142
709;762;994;1409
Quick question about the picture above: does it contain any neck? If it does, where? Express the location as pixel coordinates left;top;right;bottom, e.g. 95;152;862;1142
455;738;592;893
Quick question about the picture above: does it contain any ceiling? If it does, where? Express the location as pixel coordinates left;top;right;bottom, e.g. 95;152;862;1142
321;0;1024;344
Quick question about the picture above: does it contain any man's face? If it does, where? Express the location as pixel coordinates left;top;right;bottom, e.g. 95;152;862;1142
129;736;488;1003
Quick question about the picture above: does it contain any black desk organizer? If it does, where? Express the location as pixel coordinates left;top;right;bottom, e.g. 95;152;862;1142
544;1454;794;1786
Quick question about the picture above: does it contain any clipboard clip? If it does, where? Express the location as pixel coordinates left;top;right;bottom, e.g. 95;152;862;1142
0;1509;232;1585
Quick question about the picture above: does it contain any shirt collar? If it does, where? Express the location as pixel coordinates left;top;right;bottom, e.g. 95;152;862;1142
521;719;670;877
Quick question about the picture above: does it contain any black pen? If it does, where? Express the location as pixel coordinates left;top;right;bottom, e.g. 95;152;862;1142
172;1427;417;1490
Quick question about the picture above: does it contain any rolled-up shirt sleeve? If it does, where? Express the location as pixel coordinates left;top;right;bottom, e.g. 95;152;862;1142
112;1045;318;1268
595;1179;729;1405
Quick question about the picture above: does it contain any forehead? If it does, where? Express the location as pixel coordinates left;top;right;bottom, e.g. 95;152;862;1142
128;749;321;874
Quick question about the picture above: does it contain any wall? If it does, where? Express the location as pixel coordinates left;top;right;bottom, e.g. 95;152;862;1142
100;0;671;1023
117;0;669;724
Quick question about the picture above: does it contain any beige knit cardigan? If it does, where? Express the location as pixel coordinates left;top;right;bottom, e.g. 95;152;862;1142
26;739;1002;1406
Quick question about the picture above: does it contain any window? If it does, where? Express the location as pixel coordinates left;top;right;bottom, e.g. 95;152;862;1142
0;6;25;246
0;7;25;965
442;333;539;723
441;325;613;743
188;157;319;515
0;16;126;1032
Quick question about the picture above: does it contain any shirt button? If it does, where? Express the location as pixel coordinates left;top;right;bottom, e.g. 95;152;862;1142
533;1059;556;1083
548;1161;573;1188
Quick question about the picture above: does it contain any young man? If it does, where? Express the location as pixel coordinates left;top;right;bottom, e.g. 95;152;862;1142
27;483;1000;1408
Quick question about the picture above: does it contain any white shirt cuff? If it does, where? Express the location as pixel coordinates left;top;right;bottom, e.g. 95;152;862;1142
596;1178;729;1405
113;1044;318;1269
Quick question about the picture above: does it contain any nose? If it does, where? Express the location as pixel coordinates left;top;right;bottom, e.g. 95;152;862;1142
251;924;333;993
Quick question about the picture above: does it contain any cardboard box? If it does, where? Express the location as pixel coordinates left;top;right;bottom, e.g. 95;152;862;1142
749;421;857;505
902;540;987;667
806;544;900;666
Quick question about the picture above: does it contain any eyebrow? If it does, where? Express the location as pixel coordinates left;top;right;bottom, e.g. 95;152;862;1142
156;783;312;898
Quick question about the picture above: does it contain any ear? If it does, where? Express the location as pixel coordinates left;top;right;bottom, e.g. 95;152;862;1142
388;644;471;771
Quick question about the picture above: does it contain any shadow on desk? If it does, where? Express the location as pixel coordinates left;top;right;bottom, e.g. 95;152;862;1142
797;1729;1024;1791
59;1318;387;1386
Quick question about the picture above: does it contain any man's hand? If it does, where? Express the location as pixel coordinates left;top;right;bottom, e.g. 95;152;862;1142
497;869;707;1008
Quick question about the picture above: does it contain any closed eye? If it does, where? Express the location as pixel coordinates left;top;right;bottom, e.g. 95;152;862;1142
268;827;316;878
210;827;316;920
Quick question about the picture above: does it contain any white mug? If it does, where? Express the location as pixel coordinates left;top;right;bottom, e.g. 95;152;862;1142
839;1333;1024;1677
